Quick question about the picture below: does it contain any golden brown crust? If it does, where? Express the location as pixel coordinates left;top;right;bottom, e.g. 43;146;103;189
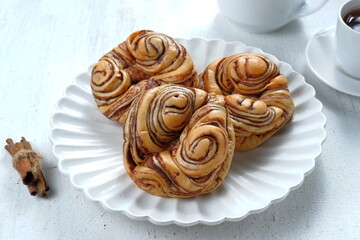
200;53;294;151
91;30;200;123
123;85;235;198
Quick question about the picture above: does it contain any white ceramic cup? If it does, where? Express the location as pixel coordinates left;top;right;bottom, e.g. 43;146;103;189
217;0;329;33
335;0;360;79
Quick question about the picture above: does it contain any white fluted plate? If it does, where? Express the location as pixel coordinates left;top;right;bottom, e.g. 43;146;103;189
50;38;326;226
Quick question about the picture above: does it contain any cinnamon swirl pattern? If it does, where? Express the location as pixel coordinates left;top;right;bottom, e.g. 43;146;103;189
123;85;235;198
91;30;200;123
200;53;294;151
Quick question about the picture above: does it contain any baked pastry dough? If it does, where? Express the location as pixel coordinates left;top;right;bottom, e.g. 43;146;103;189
200;53;294;151
123;84;235;198
91;30;199;123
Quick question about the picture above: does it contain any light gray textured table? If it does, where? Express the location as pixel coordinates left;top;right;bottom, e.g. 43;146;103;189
1;0;359;239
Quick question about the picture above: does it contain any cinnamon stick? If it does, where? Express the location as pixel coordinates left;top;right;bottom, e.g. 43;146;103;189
5;137;50;197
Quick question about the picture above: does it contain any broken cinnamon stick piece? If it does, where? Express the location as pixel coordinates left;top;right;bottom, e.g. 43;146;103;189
4;137;50;198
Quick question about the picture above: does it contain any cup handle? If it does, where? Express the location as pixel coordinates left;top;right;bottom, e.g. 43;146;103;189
295;0;329;18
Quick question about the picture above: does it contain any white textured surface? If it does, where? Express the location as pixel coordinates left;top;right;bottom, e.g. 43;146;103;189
1;0;359;239
51;39;325;226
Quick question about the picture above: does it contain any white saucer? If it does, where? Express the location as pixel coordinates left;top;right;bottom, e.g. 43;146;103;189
306;26;360;97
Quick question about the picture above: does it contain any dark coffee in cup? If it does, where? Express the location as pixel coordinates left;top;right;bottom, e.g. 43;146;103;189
343;7;360;32
336;0;360;78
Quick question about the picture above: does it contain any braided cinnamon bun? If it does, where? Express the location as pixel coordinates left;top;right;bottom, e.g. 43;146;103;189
91;30;200;123
200;53;294;151
123;84;235;198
